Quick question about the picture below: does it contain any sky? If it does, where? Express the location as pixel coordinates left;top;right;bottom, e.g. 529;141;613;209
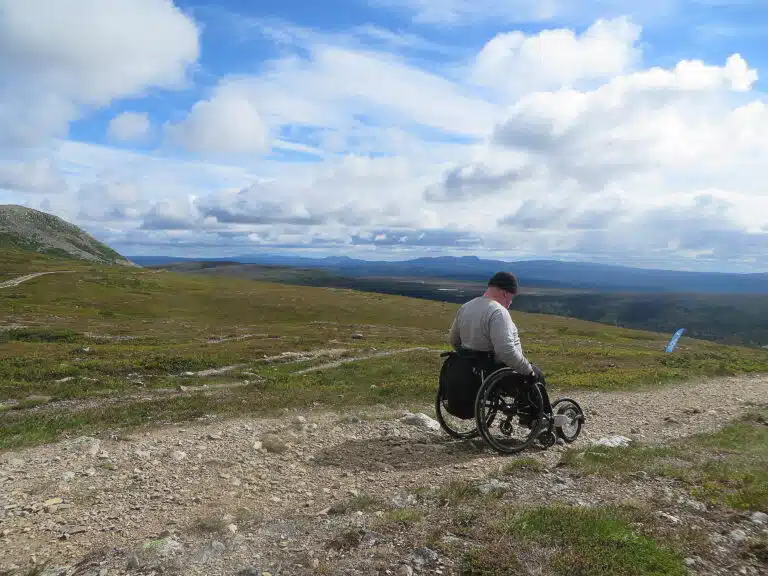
1;0;768;272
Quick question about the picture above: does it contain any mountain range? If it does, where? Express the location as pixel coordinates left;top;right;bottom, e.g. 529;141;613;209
128;253;768;294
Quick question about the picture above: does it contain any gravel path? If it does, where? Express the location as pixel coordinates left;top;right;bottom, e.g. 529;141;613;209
0;373;765;575
0;271;73;289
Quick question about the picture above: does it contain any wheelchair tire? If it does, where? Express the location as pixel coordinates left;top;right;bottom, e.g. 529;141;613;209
551;398;584;443
434;384;480;440
474;368;545;455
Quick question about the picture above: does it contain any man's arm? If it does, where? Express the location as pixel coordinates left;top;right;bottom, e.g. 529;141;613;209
488;309;534;375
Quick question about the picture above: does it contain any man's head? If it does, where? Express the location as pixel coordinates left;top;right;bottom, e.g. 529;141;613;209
485;271;519;308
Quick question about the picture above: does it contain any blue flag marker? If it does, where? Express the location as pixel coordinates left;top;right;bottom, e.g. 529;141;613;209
665;328;686;353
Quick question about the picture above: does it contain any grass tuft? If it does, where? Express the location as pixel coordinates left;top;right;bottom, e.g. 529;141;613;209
505;505;687;576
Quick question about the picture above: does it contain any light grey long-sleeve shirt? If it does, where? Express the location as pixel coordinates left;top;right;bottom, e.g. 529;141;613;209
447;296;534;375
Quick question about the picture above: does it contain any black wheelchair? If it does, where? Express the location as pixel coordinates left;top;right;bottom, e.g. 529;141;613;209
434;349;585;454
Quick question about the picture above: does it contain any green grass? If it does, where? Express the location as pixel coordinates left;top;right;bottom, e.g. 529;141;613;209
500;457;547;475
0;351;441;450
328;495;384;515
502;505;686;576
435;479;484;506
374;508;425;532
562;407;768;512
2;246;768;450
370;481;688;575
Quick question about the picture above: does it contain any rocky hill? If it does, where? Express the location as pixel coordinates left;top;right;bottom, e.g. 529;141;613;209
0;205;133;266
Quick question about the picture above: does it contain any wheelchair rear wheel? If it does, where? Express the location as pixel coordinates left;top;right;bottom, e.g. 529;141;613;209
434;383;480;440
474;368;546;455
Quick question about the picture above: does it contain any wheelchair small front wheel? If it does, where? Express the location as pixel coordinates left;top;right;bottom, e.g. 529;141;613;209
551;398;584;443
434;385;480;440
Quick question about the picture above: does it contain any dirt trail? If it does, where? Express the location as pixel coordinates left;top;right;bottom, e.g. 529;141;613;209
0;374;766;575
0;271;73;289
0;347;423;416
295;347;430;374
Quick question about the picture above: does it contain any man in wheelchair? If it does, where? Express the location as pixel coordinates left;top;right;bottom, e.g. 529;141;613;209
444;271;552;427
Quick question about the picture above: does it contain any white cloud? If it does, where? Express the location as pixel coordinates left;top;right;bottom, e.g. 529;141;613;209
470;17;642;96
370;0;676;27
142;198;200;230
108;112;151;142
165;84;270;155
3;9;768;271
0;158;66;194
76;179;144;222
221;13;462;57
483;53;761;191
179;45;499;154
0;0;199;147
168;18;643;159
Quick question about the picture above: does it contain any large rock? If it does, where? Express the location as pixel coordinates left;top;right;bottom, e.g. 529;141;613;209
69;436;101;456
591;435;631;447
750;511;767;525
292;416;308;431
129;536;184;569
409;547;439;569
261;434;288;454
477;478;511;495
399;413;440;431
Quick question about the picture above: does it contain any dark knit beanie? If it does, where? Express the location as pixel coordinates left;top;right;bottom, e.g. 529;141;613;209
488;271;519;294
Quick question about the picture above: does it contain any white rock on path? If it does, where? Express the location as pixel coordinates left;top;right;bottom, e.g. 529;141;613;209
292;416;308;431
750;511;767;525
69;436;101;456
399;412;440;431
730;529;747;543
261;434;288;454
591;435;632;447
170;451;187;462
477;478;511;495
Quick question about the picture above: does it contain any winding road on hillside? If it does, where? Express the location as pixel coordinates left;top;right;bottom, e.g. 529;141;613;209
1;372;766;575
0;271;73;289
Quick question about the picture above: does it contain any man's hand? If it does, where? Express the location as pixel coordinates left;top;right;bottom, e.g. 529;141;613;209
527;364;544;383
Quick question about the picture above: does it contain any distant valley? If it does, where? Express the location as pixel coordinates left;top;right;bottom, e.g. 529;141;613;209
2;202;766;348
130;253;768;295
141;258;768;348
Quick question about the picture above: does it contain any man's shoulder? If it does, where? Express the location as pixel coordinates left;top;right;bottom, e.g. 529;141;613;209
461;297;507;316
458;296;479;310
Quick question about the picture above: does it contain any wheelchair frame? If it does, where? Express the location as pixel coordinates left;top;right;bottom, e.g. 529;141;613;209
434;350;586;454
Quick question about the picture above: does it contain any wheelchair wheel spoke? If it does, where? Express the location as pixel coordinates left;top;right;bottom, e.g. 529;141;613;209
475;369;546;455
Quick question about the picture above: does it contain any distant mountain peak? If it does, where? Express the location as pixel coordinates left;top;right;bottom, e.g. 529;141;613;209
0;204;134;266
